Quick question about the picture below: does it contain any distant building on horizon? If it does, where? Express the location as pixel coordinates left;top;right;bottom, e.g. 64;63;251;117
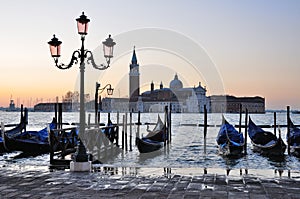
33;102;76;112
209;95;265;113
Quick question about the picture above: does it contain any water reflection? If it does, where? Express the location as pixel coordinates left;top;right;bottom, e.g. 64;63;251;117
9;152;44;159
267;155;287;169
138;150;163;163
92;166;139;176
87;166;300;181
164;167;172;178
222;156;241;168
225;168;248;176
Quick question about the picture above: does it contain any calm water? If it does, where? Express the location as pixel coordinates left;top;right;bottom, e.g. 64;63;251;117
1;110;300;172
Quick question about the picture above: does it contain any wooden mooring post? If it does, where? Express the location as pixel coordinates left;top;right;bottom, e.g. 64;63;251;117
164;106;168;146
244;108;248;155
58;103;62;129
88;114;91;127
97;112;100;124
274;112;277;136
203;105;207;154
287;106;291;155
116;111;119;147
137;111;141;125
122;115;125;150
125;112;128;151
168;103;172;143
129;111;132;151
54;103;57;122
239;103;242;133
136;111;141;139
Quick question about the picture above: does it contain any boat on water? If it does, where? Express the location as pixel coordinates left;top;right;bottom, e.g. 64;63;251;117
287;117;300;157
248;117;286;156
0;107;28;153
3;117;57;154
216;116;244;157
136;115;167;153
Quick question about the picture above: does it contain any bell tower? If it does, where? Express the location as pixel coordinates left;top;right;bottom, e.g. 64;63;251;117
129;46;140;111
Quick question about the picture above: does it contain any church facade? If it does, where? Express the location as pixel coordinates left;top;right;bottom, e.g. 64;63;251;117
138;75;209;113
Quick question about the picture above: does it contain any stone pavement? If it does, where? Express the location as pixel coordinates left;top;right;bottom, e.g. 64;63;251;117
0;166;300;199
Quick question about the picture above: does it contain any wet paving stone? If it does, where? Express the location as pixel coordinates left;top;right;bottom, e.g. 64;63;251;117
0;167;300;198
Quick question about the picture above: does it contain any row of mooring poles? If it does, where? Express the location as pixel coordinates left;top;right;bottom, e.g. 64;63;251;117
202;104;293;156
121;111;137;151
112;105;172;152
91;103;177;152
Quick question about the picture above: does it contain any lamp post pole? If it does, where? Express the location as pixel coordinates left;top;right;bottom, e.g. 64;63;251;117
95;82;100;124
48;12;116;162
79;36;87;141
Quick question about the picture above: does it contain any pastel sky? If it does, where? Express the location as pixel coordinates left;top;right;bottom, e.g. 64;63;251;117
0;0;299;110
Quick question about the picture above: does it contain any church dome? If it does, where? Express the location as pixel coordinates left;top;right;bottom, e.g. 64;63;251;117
169;74;183;89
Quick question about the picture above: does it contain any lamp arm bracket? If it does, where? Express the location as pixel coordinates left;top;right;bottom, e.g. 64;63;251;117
85;51;110;70
97;84;112;94
55;50;80;70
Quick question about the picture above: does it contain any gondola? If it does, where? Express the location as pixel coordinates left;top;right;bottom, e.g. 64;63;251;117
248;117;286;156
1;121;27;153
0;108;28;153
3;118;57;154
136;138;164;153
216;116;244;157
287;117;300;157
136;115;166;153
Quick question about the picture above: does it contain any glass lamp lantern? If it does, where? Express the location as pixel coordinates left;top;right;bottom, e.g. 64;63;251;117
102;35;116;58
107;85;114;95
76;12;90;35
48;35;62;58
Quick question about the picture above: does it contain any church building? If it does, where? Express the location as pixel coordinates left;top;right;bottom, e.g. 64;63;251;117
138;74;209;113
104;47;210;113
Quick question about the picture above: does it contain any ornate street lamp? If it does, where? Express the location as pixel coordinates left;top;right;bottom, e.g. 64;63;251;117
76;12;90;35
48;35;61;60
95;82;114;123
48;12;116;163
96;83;114;96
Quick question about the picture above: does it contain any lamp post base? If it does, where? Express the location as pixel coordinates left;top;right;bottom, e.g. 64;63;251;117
70;161;91;172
